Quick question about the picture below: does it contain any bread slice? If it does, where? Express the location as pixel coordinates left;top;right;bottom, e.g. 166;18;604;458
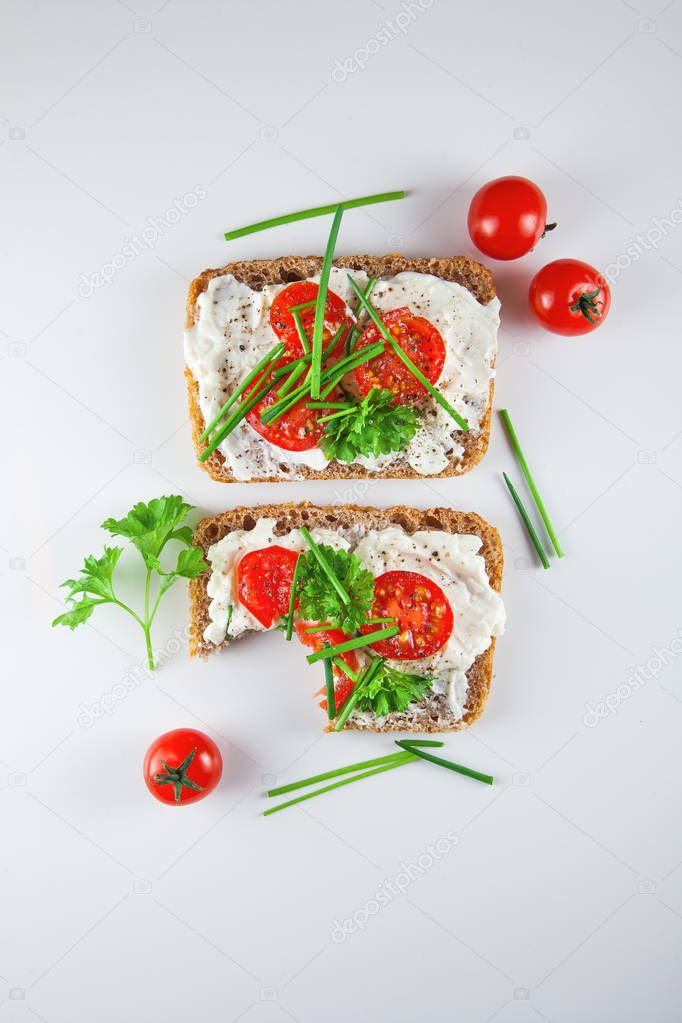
185;254;496;484
189;501;503;732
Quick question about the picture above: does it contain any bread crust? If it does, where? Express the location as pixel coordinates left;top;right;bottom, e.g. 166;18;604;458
189;502;503;732
184;254;496;484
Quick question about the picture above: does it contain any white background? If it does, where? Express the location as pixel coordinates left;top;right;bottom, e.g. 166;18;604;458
2;1;682;1020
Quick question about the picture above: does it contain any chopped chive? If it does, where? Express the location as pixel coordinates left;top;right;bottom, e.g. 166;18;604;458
284;553;303;641
334;656;385;730
396;739;447;749
224;190;406;241
268;325;349;414
346;276;470;432
366;616;396;625
318;407;358;424
268;749;440;797
291;308;310;355
306;401;351;410
306;628;398;666
200;374;277;461
272;351;311;379
502;473;550;569
499;409;564;558
323;649;335;721
225;604;233;641
199;343;284;441
311;205;345;399
288;299;317;313
303;623;339;633
345;277;377;356
299;527;350;609
263;754;415;816
394;741;493;785
332;657;358;682
276;360;308;399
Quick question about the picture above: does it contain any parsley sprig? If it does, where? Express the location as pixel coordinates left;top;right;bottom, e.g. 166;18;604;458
318;387;420;462
296;532;375;635
52;496;207;669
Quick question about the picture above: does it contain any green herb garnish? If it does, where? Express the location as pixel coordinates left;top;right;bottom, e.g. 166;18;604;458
345;277;377;356
263;754;415;816
502;472;550;570
346;275;470;432
199;342;284;442
319;387;420;462
323;647;335;721
306;628;398;666
395;740;493;785
355;664;433;717
267;743;442;798
52;496;207;670
284;553;303;641
225;603;234;641
310;204;344;399
297;534;375;634
224;190;406;241
499;409;564;558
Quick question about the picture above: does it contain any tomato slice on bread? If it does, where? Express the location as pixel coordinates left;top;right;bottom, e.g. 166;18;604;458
361;570;454;659
353;308;446;404
237;546;300;628
245;357;336;452
270;281;350;358
295;621;359;714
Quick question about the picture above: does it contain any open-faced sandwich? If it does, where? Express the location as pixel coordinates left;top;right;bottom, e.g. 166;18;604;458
189;502;505;732
184;254;499;482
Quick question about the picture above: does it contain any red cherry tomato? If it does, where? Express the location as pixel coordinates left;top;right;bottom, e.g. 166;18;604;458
468;176;554;260
270;282;350;357
144;728;222;806
237;546;300;628
361;571;454;660
353;308;446;404
529;259;611;336
295;621;359;715
245;358;337;452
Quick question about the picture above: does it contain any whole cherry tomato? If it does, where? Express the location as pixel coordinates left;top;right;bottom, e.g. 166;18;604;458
468;176;555;260
144;728;222;806
529;259;611;336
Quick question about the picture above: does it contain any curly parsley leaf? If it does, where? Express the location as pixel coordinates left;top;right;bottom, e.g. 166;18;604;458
319;387;420;463
355;664;434;717
53;496;206;669
297;546;374;634
101;495;193;568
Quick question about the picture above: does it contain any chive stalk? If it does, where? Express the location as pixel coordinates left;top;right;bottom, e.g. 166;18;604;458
263;754;415;816
224;190;406;241
306;628;398;666
199;343;284;442
499;409;564;558
310;205;345;398
200;373;278;461
345;277;377;355
502;472;550;570
333;656;385;730
323;649;335;721
394;741;494;785
284;553;303;641
267;748;443;797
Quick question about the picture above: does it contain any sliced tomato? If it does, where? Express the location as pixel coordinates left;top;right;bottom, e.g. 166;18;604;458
295;621;359;715
270;281;351;358
353;307;446;404
237;546;300;628
361;570;454;660
245;357;336;452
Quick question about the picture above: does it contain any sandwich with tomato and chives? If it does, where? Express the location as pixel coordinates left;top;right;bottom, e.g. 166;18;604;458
184;195;499;483
189;502;505;733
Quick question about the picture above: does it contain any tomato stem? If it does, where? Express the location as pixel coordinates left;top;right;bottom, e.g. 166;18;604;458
569;286;604;325
541;221;557;238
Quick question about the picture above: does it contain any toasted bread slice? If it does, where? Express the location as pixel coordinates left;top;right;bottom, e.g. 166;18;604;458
185;254;496;483
189;502;503;732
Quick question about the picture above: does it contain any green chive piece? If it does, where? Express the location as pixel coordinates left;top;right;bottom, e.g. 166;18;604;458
502;472;550;570
323;649;335;721
317;407;358;424
263;754;415;817
303;623;339;633
288;299;317;313
299;527;350;609
311;205;345;399
394;741;493;785
224;190;406;241
200;373;277;461
346;275;469;432
396;739;447;749
199;343;284;442
334;656;385;731
306;401;351;410
267;751;423;798
225;604;233;641
284;553;303;642
366;617;396;625
291;308;310;355
499;409;565;558
306;627;398;666
332;657;358;682
345;277;377;356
